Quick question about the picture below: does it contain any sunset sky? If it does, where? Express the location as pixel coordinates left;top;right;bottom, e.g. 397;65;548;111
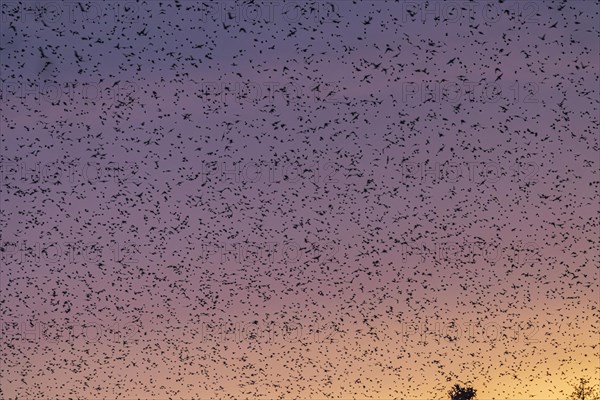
1;1;598;399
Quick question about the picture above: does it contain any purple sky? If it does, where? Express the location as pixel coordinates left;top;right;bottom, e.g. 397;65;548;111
1;1;599;398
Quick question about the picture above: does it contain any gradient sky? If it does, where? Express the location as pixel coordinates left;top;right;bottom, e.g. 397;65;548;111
1;0;599;399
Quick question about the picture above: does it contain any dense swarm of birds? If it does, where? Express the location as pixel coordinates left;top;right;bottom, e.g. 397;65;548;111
0;0;598;398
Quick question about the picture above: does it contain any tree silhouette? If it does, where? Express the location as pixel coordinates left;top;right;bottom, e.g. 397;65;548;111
569;378;600;400
448;383;477;400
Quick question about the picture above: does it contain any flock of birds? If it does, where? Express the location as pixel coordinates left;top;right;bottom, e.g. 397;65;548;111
0;0;598;399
